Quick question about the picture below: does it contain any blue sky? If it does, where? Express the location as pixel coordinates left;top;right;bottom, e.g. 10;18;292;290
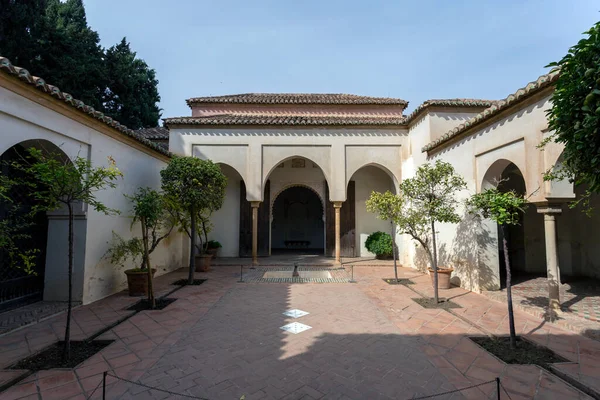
84;0;599;120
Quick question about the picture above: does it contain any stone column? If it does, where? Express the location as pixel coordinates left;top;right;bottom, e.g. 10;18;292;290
537;206;562;313
333;202;343;264
251;201;261;266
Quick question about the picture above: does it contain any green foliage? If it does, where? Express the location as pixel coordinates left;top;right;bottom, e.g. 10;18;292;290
365;231;393;257
21;148;123;214
207;240;222;249
467;188;527;226
400;161;467;225
0;170;38;274
365;190;403;222
0;0;161;128
105;232;144;269
161;157;227;213
160;157;227;253
127;187;175;266
102;38;162;128
545;21;600;193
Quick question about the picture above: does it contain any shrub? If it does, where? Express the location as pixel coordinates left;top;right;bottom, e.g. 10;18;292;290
365;231;393;258
207;240;222;249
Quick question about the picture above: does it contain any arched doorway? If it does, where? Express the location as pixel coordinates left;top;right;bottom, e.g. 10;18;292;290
348;165;397;257
0;140;60;310
482;160;543;287
271;186;324;255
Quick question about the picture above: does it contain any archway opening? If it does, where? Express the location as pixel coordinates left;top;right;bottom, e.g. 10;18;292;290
271;186;324;255
349;165;396;258
486;162;545;287
0;140;67;310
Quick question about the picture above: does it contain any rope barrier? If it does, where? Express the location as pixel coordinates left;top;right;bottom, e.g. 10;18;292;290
85;378;103;400
99;371;503;400
106;373;210;400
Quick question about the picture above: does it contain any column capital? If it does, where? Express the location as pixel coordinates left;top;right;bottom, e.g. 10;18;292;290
332;201;343;209
250;201;261;208
536;206;562;215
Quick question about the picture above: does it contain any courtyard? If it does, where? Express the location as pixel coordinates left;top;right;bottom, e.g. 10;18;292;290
1;265;598;400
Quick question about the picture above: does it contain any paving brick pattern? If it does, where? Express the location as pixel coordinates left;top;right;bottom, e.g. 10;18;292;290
242;266;351;283
0;265;598;399
482;278;600;340
492;277;600;322
0;302;74;335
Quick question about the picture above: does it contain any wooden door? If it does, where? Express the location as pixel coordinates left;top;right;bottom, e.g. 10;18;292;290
239;180;270;257
239;181;252;257
325;181;355;257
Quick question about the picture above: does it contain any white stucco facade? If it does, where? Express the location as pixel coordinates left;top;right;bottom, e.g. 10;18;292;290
1;57;597;307
0;71;187;305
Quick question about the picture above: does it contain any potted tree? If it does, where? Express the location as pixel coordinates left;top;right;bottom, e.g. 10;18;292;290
400;161;466;299
161;157;226;282
368;161;466;301
105;233;148;296
106;188;175;300
365;231;393;259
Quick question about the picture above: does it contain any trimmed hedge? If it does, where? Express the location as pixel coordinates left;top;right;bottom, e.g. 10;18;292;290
365;231;393;258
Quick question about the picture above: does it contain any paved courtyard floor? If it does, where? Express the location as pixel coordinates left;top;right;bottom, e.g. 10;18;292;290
0;265;598;399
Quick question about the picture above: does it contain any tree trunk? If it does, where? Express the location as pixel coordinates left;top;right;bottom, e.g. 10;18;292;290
63;203;74;361
502;225;517;349
431;220;439;303
141;218;155;309
391;221;398;282
188;206;196;285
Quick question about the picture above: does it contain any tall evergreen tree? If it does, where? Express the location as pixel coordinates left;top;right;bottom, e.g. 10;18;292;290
36;0;106;110
0;0;48;68
103;38;161;129
0;1;161;128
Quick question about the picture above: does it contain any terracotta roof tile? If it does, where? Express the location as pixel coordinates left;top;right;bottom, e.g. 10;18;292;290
136;126;169;140
404;99;497;124
164;113;408;127
0;56;170;157
421;71;559;153
186;93;408;107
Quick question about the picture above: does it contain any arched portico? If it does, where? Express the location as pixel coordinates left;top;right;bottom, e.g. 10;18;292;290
0;139;87;309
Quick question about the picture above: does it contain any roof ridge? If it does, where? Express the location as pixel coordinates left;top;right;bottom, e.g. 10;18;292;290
186;93;408;106
421;71;559;153
404;98;497;124
0;56;170;157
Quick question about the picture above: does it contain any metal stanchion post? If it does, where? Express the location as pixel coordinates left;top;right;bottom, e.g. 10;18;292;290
496;377;500;400
103;371;107;400
238;265;243;282
349;264;356;283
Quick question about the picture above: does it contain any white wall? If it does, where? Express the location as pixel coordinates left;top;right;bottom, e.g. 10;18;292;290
0;84;187;305
209;165;241;257
353;166;395;257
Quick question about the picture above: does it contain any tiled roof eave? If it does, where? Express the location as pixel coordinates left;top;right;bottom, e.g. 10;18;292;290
163;116;409;128
421;72;559;154
0;56;171;158
405;99;497;125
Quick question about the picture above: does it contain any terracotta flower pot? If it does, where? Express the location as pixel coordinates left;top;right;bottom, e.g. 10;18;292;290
124;268;156;297
428;267;454;290
195;254;212;272
206;247;219;258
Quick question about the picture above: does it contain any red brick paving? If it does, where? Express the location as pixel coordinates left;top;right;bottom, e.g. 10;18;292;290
0;265;597;399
